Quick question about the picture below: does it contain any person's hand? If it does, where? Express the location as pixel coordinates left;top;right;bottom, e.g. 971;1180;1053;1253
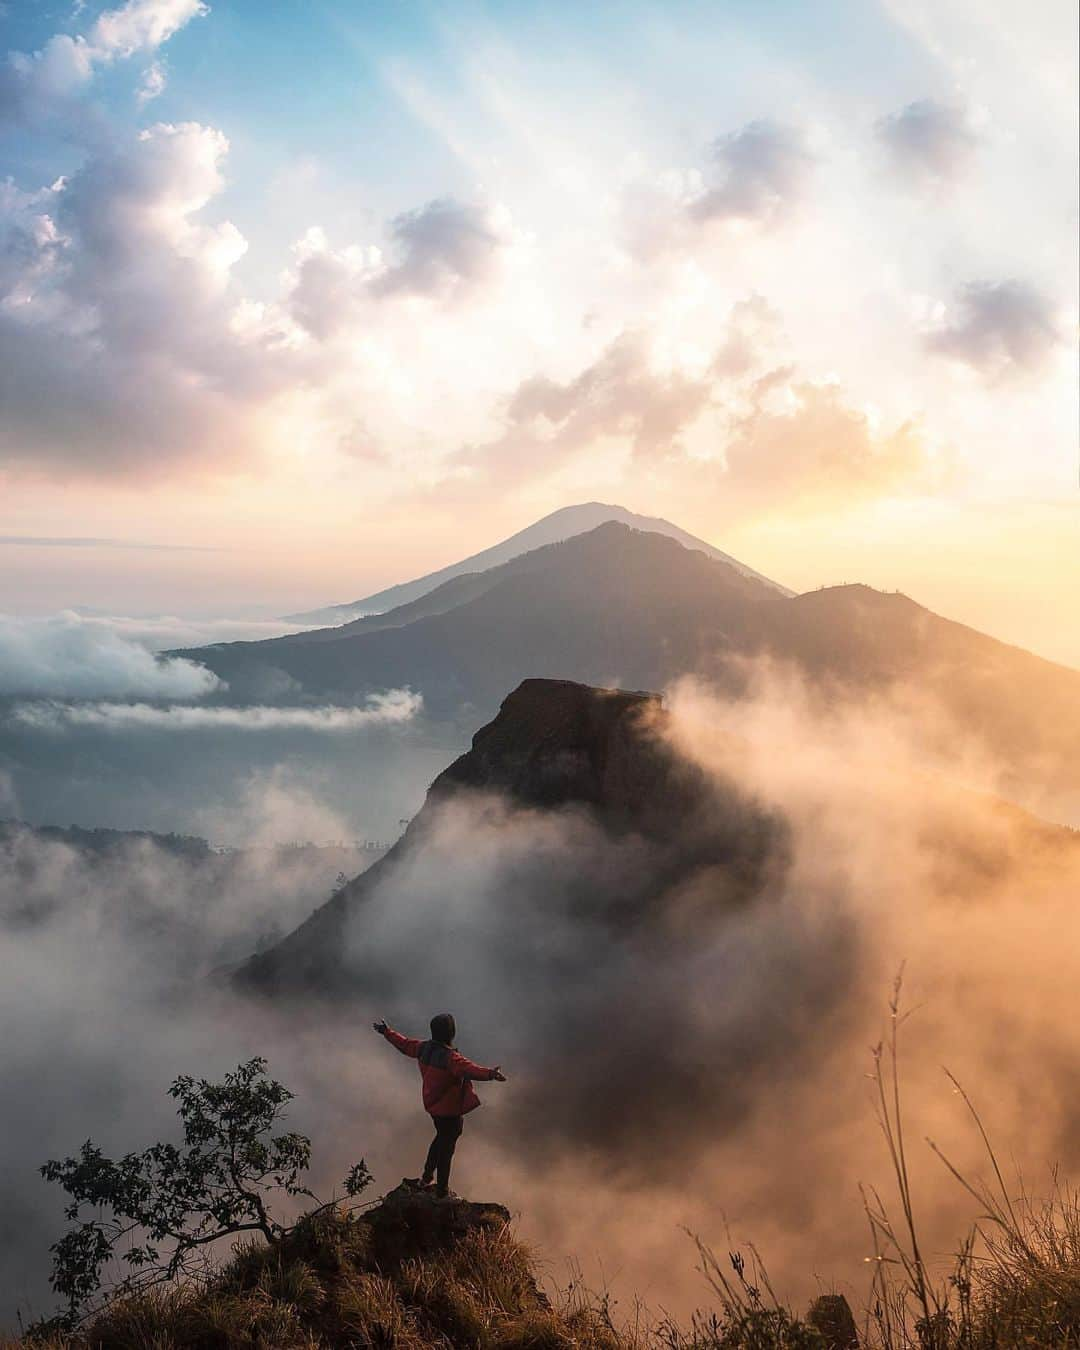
373;1019;388;1034
491;1067;507;1082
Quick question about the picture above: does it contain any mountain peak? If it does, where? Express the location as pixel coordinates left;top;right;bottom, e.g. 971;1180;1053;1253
284;502;790;625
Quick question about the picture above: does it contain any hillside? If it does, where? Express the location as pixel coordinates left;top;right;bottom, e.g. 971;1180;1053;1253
30;1175;1079;1349
283;500;790;624
180;523;1080;815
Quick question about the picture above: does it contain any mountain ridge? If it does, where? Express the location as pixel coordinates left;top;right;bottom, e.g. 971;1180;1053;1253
176;521;1080;824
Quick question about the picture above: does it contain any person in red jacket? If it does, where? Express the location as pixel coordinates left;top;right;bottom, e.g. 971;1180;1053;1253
374;1011;506;1198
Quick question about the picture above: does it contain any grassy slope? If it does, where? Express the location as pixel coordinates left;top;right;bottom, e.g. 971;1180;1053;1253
14;1178;1080;1350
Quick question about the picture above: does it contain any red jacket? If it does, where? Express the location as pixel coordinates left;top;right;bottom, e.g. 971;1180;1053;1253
382;1026;497;1116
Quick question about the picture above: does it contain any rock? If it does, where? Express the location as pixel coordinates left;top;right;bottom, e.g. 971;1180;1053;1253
361;1183;511;1271
806;1293;859;1348
238;676;785;993
432;677;671;824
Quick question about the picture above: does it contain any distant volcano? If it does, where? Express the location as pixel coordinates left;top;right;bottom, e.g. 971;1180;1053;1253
177;518;1080;816
282;501;791;626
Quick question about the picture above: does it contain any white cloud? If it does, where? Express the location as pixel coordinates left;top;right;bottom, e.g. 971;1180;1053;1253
60;612;318;651
137;59;168;105
372;198;514;299
88;0;208;62
0;0;206;129
286;226;381;340
876;99;982;185
10;690;423;732
286;198;517;340
928;279;1064;379
0;612;221;699
690;120;817;227
453;297;941;513
0;120;297;473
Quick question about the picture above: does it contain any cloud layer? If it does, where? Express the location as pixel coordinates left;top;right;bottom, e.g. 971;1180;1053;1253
0;611;220;699
10;690;422;733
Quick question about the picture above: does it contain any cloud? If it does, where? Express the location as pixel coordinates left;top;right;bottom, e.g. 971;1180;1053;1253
460;299;779;487
0;812;397;1313
928;279;1063;379
87;0;208;62
0;612;220;699
690;120;817;226
0;0;206;130
0;178;67;306
9;690;423;732
622;122;817;259
0;61;516;476
720;376;938;510
260;665;1080;1313
454;298;941;513
136;59;168;106
286;226;381;340
876;99;981;185
372;198;513;299
0;119;298;474
56;611;317;650
506;330;714;460
286;199;515;340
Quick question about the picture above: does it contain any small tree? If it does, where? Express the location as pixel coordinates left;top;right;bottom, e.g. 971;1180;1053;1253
40;1057;372;1326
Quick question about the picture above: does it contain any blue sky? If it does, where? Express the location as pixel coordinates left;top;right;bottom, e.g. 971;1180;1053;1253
0;0;1076;662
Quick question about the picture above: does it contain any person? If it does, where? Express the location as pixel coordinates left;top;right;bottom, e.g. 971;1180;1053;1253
374;1012;506;1199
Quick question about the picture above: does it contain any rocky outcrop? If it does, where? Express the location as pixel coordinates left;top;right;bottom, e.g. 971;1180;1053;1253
807;1293;860;1348
235;676;781;993
362;1183;513;1272
428;677;706;832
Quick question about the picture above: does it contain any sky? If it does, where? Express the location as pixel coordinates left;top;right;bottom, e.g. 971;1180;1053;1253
0;0;1077;665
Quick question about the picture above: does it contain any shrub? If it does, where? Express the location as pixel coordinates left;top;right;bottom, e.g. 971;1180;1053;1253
37;1058;371;1329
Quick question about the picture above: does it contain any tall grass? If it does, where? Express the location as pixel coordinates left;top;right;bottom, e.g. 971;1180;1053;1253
678;974;1080;1348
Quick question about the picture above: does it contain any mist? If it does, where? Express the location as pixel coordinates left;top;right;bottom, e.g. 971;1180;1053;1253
1;667;1078;1327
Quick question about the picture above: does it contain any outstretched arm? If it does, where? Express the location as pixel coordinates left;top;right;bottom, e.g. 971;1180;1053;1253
449;1050;507;1082
374;1021;422;1058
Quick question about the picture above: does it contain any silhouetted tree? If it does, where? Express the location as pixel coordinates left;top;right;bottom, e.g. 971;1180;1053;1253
40;1057;371;1326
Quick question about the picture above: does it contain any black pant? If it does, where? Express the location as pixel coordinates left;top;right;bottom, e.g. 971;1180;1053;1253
423;1114;463;1193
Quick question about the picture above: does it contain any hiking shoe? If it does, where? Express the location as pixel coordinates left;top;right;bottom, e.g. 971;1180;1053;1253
433;1189;460;1203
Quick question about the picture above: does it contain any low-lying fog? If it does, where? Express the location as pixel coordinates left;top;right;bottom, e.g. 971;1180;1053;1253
2;642;1077;1328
